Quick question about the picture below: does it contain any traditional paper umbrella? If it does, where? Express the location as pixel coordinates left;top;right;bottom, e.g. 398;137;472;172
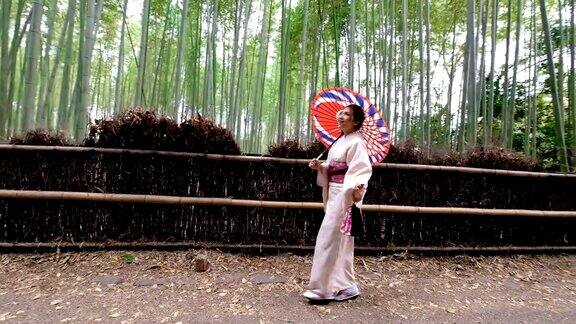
310;87;391;163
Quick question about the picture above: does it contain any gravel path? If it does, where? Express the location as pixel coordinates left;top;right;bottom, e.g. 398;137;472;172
0;251;574;323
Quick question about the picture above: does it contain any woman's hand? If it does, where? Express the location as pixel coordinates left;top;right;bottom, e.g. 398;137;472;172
352;184;365;202
309;159;322;170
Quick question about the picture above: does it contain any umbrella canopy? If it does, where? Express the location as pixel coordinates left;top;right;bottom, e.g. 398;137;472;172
310;87;391;163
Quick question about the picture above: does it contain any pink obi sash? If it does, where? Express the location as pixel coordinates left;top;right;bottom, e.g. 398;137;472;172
327;161;348;184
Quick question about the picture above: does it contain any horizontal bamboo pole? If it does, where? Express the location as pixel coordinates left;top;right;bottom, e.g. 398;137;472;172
1;144;575;178
1;189;575;218
0;189;321;209
0;144;309;165
374;163;576;178
0;242;574;255
363;205;576;217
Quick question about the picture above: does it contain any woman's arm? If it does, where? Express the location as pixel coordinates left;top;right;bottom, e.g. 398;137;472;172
343;138;372;206
310;158;329;210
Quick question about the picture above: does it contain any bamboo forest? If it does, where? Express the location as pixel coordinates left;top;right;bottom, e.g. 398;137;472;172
0;0;575;171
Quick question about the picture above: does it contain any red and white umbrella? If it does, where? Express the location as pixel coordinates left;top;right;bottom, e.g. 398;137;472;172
310;87;391;163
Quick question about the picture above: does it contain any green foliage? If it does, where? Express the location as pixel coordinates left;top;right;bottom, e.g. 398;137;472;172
1;0;574;171
99;1;121;45
123;253;135;264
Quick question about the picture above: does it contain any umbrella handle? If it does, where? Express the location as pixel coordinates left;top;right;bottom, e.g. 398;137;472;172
315;134;342;161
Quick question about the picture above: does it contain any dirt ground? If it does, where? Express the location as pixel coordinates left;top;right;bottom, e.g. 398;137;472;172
0;251;574;323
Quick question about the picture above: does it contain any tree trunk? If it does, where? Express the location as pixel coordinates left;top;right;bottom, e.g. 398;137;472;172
418;0;425;146
219;39;227;126
425;0;432;151
539;0;570;171
234;0;253;140
73;0;104;141
458;5;472;152
386;0;395;125
348;0;356;89
531;0;538;158
150;3;172;111
306;0;324;143
202;0;218;118
557;0;565;115
0;0;12;137
331;2;341;86
226;0;243;129
370;0;377;102
57;0;77;131
173;0;189;118
525;0;535;155
378;0;388;115
295;0;310;143
569;0;576;168
401;0;408;139
479;0;489;146
187;2;202;115
4;3;30;137
134;0;150;106
42;0;74;130
251;0;272;152
507;0;523;149
486;0;499;145
114;0;128;114
466;0;477;148
36;0;58;129
501;0;513;146
21;0;43;132
277;0;292;142
445;16;458;146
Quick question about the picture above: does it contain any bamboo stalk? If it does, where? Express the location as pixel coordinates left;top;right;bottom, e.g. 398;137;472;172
0;242;573;255
1;189;575;218
1;144;575;178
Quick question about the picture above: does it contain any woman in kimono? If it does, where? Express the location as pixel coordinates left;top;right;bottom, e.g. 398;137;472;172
303;104;373;302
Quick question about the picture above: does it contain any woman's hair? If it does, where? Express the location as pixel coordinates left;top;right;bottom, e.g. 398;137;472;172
347;104;365;130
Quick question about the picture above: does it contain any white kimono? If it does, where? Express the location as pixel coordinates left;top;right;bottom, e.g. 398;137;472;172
308;131;372;296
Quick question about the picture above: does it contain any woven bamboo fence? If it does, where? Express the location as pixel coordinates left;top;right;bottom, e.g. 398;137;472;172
0;145;574;248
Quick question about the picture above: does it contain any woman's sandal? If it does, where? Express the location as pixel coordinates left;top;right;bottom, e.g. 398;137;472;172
302;290;335;304
333;284;360;301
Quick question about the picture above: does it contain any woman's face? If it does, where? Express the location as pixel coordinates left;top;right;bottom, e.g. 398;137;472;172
337;107;356;134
